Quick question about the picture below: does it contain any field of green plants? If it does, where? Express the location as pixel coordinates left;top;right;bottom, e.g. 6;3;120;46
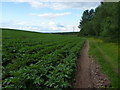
2;29;84;89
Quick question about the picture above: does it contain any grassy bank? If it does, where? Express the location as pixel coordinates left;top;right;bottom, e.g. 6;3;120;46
88;38;119;88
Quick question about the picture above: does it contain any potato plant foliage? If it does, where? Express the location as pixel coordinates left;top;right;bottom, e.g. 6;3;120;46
2;29;84;89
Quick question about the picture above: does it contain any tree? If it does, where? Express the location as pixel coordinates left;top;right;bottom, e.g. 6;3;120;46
78;2;119;43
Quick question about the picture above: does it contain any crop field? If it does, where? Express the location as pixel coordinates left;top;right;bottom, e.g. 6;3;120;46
2;29;84;89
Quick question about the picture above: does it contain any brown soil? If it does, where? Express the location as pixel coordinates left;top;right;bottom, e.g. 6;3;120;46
73;40;111;88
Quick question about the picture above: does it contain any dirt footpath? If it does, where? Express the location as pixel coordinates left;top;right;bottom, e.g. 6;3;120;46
73;40;111;88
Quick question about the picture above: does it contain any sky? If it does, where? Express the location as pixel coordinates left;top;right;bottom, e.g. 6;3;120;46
1;0;102;33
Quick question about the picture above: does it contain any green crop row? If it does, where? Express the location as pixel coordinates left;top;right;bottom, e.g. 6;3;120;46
3;40;74;79
2;29;85;89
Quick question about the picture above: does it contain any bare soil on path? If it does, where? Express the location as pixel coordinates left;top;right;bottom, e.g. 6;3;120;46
73;40;111;88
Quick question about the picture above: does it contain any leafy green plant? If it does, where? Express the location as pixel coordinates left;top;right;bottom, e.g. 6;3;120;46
2;29;84;89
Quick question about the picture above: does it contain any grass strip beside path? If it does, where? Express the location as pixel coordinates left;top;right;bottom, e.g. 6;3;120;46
88;38;119;88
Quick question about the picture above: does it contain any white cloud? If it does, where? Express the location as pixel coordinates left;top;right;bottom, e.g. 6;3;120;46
31;12;71;18
30;2;101;10
1;20;79;33
2;0;102;10
48;2;100;10
2;0;103;2
1;21;40;32
48;21;56;26
3;0;120;3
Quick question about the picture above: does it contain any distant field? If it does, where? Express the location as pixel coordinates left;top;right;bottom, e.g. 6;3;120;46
2;28;84;89
89;38;119;88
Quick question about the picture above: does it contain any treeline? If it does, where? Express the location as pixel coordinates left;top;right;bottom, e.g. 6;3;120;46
52;32;79;35
78;2;119;43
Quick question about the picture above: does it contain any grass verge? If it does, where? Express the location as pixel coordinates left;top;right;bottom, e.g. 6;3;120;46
88;38;119;88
